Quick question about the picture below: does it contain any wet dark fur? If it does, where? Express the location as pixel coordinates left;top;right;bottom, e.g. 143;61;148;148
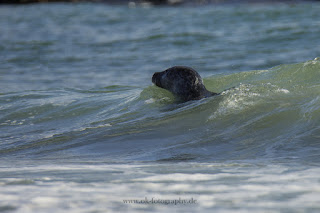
152;66;218;102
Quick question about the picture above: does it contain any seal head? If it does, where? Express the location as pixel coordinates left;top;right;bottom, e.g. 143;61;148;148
152;66;217;102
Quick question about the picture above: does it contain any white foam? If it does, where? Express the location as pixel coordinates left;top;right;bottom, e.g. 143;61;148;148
145;98;155;104
276;88;290;94
1;163;320;212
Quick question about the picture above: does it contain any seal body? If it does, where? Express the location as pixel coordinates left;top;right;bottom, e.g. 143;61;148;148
152;66;218;102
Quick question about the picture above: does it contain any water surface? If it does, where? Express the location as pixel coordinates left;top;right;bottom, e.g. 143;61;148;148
1;2;320;212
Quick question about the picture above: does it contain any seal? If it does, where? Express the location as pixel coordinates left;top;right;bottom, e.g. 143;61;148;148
152;66;218;102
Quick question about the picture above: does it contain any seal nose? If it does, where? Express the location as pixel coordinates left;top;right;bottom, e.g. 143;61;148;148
152;72;162;87
152;72;157;84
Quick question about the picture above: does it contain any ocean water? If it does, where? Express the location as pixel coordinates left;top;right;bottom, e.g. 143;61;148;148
1;2;320;212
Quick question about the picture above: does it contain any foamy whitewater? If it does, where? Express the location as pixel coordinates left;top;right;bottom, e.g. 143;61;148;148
0;2;320;212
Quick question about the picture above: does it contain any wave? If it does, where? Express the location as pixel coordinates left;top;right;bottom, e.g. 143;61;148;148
1;58;320;163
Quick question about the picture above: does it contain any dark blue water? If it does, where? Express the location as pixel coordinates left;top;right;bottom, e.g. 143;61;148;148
1;2;320;212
